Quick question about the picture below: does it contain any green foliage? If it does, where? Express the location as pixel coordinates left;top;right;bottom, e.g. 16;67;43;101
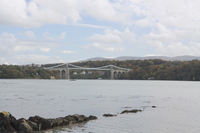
0;65;59;79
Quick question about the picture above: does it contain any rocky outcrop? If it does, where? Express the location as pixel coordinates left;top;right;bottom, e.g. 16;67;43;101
120;109;142;114
0;111;97;133
0;111;18;133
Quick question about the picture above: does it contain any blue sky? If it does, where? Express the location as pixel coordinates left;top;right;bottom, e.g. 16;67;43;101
0;0;200;65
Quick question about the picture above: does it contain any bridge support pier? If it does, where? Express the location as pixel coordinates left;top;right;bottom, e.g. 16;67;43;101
66;64;70;79
111;70;126;80
59;64;70;79
59;69;70;79
111;70;114;80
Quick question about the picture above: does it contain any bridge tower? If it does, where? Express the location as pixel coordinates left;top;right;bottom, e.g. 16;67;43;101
110;65;114;80
59;63;70;79
66;63;70;79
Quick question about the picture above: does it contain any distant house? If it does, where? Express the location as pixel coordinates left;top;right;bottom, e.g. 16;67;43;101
81;71;86;74
148;77;155;80
73;72;77;75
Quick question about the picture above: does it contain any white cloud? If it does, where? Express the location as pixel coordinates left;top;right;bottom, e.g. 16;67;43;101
82;0;127;23
14;45;35;52
1;0;200;60
88;33;122;44
0;54;65;65
0;0;28;26
147;40;200;56
24;31;36;39
0;0;148;27
40;48;50;52
78;24;110;29
58;32;66;40
43;32;67;41
0;0;200;29
0;57;6;63
12;40;58;52
61;50;77;54
134;18;152;27
85;28;136;52
13;54;65;64
84;43;124;52
0;32;63;55
143;22;200;56
0;0;80;27
43;32;54;40
0;32;18;55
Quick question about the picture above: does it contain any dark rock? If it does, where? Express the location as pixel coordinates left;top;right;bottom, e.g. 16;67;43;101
0;111;97;132
121;109;142;114
27;120;38;131
0;111;18;133
29;115;51;130
17;118;33;132
103;114;117;117
152;106;156;108
73;114;88;122
88;115;98;120
49;117;68;127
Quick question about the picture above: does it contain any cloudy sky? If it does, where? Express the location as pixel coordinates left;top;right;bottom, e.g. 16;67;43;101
1;0;200;64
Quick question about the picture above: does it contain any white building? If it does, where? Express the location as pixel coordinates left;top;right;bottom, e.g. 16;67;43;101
73;72;78;75
81;71;86;74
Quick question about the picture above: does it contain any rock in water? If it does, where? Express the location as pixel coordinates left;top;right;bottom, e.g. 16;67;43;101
121;109;142;114
103;114;117;117
88;115;98;120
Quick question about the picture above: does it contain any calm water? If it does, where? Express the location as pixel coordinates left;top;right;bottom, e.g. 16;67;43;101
0;79;200;133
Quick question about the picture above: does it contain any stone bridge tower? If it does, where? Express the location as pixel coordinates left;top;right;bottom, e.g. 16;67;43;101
59;64;70;79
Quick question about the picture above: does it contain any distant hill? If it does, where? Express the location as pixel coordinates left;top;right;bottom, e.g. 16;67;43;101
86;57;108;61
85;55;200;62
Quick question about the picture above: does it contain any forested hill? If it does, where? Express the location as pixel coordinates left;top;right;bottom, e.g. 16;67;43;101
0;59;200;81
72;59;200;80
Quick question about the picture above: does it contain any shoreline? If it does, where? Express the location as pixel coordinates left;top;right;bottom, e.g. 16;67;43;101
0;111;97;133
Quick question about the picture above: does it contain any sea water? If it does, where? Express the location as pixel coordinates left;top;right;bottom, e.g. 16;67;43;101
0;79;200;133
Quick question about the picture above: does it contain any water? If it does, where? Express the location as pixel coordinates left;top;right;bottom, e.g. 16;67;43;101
1;79;200;133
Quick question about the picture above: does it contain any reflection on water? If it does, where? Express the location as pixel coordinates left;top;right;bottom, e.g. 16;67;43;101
0;79;200;133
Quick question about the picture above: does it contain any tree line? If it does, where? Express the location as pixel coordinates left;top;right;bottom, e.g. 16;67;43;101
0;59;200;81
71;59;200;80
0;64;60;79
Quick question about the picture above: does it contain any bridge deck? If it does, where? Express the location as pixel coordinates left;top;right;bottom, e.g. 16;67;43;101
44;63;131;71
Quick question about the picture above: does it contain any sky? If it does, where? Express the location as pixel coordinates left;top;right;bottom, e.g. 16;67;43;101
1;0;200;65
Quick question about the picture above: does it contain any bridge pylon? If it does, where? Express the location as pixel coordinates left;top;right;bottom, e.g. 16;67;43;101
110;66;114;80
58;63;70;79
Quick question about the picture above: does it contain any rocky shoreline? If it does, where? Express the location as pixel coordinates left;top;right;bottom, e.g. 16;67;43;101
0;111;97;133
0;106;156;132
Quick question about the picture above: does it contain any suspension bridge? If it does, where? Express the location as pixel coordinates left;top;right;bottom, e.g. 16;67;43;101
44;63;131;80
